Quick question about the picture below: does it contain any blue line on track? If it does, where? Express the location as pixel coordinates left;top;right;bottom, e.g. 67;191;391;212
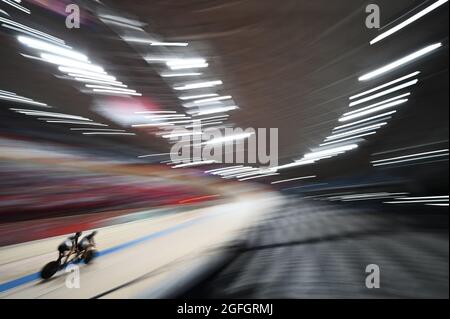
0;214;211;293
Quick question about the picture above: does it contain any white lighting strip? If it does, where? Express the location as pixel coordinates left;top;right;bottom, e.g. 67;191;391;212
145;57;176;62
371;149;449;163
69;73;120;83
270;159;317;171
150;42;188;47
222;168;260;178
304;144;359;159
169;64;209;70
40;117;86;123
319;132;377;147
192;106;239;116
193;95;232;104
395;195;448;200
69;73;118;83
325;123;386;141
349;82;414;107
174;80;223;91
92;89;142;96
359;43;442;81
138;153;175;158
165;119;194;125
335;118;391;134
18;36;87;61
340;99;408;122
214;169;255;177
122;37;153;44
132;123;174;127
2;0;30;14
135;111;176;114
1;92;48;107
204;132;254;145
4;24;65;47
60;67;110;78
373;153;449;166
334;111;397;130
384;199;448;204
271;175;316;184
195;115;229;122
218;170;259;178
166;58;206;65
166;58;208;70
161;72;202;77
179;94;218;101
350;72;419;100
238;173;279;181
86;85;137;93
370;0;449;45
82;132;136;136
205;165;244;174
234;169;270;179
0;17;65;45
145;115;189;120
100;18;144;31
70;128;125;132
45;120;108;126
15;110;91;121
40;53;104;73
333;192;408;200
213;166;255;174
172;160;216;168
73;77;127;87
16;34;141;97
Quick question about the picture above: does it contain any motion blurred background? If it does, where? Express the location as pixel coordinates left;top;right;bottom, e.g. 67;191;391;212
0;0;448;298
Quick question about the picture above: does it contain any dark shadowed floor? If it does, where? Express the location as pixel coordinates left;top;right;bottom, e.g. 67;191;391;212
184;196;449;298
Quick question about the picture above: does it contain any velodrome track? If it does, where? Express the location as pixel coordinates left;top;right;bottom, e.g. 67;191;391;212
0;190;282;298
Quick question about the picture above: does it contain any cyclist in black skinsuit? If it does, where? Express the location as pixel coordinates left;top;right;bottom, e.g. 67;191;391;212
58;231;82;258
41;231;98;279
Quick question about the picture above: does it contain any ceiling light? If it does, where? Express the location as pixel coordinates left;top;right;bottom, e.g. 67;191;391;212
82;132;135;136
179;93;218;100
340;99;408;122
205;165;244;174
359;43;442;81
2;0;30;14
41;53;104;73
150;42;188;47
193;95;232;104
204;132;254;145
370;1;448;44
18;36;87;61
334;111;396;130
304;144;359;159
172;160;216;168
238;173;279;181
271;175;317;184
92;89;142;96
161;72;202;77
319;132;377;146
325;123;386;140
371;149;449;163
373;153;449;166
174;80;222;91
349;83;414;107
193;106;238;116
350;72;419;100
